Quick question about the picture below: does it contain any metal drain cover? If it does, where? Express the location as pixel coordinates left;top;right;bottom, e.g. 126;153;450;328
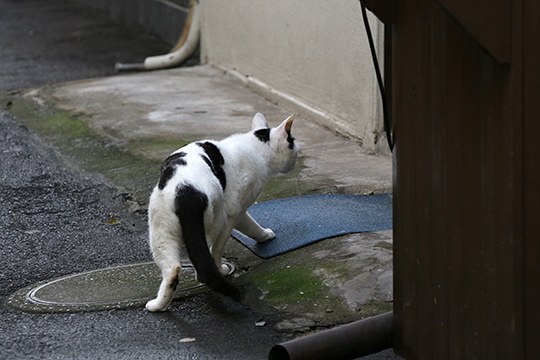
7;261;235;313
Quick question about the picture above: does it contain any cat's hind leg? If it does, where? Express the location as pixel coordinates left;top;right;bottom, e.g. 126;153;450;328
146;229;183;312
146;262;181;312
234;212;275;243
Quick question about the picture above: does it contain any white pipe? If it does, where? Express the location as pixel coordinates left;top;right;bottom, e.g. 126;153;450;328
115;0;200;71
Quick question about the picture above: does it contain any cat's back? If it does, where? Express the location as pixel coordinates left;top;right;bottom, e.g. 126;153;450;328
153;141;225;200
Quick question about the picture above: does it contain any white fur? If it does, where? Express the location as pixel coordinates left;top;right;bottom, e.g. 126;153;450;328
146;113;298;312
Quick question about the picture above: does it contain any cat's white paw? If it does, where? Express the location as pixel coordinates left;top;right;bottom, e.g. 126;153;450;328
220;263;230;275
256;228;275;243
145;299;168;312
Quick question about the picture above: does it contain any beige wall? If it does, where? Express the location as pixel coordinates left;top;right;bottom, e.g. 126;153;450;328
200;0;385;151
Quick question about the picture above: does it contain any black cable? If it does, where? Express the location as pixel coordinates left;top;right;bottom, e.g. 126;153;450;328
360;1;394;152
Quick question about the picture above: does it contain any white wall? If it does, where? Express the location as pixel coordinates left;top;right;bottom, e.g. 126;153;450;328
200;0;385;151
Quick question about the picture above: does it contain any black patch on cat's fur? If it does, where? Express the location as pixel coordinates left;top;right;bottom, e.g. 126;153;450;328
170;273;179;291
158;152;187;190
254;128;271;143
175;184;241;301
197;142;226;190
286;130;295;150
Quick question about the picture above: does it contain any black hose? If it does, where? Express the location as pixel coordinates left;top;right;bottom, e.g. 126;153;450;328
360;1;394;152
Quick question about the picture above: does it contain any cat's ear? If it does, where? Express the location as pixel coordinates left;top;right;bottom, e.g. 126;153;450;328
252;112;269;130
276;113;295;136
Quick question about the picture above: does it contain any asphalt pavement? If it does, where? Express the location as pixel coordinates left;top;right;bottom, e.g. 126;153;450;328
0;0;169;92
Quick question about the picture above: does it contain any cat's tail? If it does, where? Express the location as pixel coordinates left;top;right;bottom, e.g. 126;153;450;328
175;184;242;301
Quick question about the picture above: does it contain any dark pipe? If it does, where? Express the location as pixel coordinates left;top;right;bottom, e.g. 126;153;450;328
269;312;393;360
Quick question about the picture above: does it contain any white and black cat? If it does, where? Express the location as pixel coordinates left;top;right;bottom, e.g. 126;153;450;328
146;113;298;312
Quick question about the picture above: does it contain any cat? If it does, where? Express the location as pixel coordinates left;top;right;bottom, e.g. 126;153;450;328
145;112;298;312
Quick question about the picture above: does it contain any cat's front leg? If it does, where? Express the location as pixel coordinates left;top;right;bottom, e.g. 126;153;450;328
235;212;275;243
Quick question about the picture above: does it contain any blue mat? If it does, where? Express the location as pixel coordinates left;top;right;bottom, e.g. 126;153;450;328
232;193;392;259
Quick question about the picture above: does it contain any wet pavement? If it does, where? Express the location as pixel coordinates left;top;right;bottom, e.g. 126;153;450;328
0;0;169;92
0;0;398;359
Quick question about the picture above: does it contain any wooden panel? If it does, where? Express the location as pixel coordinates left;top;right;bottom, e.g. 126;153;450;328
437;0;511;62
523;0;540;357
391;0;423;357
392;0;527;358
429;7;449;359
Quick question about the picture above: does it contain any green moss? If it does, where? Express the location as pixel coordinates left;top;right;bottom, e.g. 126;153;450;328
247;262;352;322
4;95;160;205
253;265;321;303
125;137;191;161
243;253;391;323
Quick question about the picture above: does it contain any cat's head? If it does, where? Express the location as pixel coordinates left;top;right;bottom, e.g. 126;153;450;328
251;113;299;174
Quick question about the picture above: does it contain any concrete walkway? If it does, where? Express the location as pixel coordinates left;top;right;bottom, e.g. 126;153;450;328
44;65;392;196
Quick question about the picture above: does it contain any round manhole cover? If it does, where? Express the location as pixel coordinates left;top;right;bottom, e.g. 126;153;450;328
7;261;235;313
